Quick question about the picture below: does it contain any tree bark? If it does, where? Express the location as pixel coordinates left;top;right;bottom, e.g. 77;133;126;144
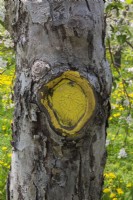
5;0;112;200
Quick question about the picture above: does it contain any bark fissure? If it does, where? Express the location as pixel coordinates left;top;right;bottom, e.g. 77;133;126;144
78;152;84;200
87;32;94;62
6;174;10;200
17;185;24;200
85;0;91;12
33;182;39;200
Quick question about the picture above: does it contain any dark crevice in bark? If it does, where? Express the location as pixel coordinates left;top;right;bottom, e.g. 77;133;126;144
6;173;10;200
18;185;24;200
106;101;111;128
13;12;28;45
85;0;91;11
102;16;106;58
59;25;67;41
44;23;49;35
33;182;39;200
87;32;93;62
45;191;48;200
102;29;106;56
101;150;107;168
73;27;79;38
78;152;84;200
72;194;74;200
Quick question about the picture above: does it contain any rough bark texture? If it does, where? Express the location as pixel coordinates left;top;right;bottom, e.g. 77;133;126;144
5;0;112;200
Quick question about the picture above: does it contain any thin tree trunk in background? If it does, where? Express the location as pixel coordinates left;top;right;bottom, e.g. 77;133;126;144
5;0;112;199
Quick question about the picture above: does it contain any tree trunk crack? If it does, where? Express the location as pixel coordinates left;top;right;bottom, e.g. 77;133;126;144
78;152;84;200
85;0;91;11
6;173;10;200
33;182;39;200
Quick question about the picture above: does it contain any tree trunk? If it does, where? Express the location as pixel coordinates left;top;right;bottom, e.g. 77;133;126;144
5;0;112;200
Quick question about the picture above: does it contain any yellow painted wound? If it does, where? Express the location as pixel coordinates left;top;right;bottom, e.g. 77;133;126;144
48;79;86;128
40;71;96;136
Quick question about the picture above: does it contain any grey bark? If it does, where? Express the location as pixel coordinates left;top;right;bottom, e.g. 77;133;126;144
5;0;112;200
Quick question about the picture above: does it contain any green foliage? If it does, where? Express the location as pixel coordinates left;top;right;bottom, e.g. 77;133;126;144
102;129;133;200
0;69;14;200
102;1;133;200
0;7;14;199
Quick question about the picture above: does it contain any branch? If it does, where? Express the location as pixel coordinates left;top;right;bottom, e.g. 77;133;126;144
126;40;133;49
0;69;6;75
122;79;132;113
107;38;120;75
107;38;132;113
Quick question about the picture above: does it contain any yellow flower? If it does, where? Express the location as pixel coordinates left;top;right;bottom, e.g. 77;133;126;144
104;173;116;179
111;104;119;108
113;198;118;200
2;125;6;131
109;179;113;183
118;107;124;111
111;138;115;141
104;173;107;177
104;173;110;178
110;193;116;198
108;173;116;179
7;153;12;158
0;75;12;86
116;188;124;195
113;113;121;117
126;183;132;188
119;83;123;88
129;93;133;98
0;161;4;165
118;134;122;137
2;146;7;151
103;188;110;193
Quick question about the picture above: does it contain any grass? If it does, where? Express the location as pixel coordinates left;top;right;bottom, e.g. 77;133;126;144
102;127;133;200
0;68;13;200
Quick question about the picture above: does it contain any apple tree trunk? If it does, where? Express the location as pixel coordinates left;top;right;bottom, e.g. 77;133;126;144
5;0;112;200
